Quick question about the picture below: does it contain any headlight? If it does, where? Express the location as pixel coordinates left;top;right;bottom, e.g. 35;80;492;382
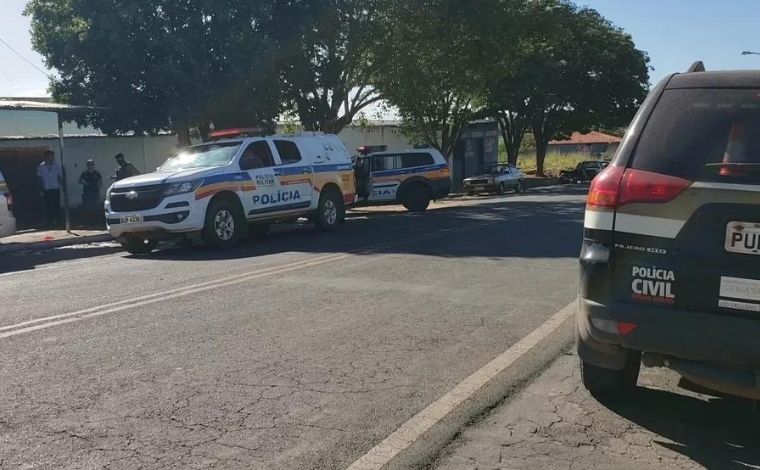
164;179;202;196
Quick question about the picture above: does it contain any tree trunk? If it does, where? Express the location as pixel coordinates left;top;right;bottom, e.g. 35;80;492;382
176;119;192;147
533;128;550;178
496;111;528;167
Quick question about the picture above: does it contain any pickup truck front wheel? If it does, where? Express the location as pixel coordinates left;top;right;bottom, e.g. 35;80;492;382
203;198;244;248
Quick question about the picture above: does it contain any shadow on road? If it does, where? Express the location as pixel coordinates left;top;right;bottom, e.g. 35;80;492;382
603;386;760;470
0;187;586;273
146;196;585;262
0;244;122;275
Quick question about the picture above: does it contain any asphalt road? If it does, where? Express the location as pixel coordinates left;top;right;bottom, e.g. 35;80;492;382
0;186;586;469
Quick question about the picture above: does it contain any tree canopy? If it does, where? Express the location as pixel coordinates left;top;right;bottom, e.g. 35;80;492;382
26;0;649;169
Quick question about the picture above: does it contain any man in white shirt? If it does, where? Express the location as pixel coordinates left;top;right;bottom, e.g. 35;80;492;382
36;150;63;228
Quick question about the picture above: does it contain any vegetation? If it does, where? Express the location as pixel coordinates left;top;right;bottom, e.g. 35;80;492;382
25;0;649;166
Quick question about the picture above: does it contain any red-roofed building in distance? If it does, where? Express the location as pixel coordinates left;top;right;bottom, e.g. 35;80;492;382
548;131;622;157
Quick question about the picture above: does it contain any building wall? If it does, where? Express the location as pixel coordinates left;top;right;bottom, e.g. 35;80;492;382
452;121;499;187
0;135;181;222
276;123;414;153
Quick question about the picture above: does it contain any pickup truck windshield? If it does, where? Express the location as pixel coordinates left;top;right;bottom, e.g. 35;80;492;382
159;142;241;172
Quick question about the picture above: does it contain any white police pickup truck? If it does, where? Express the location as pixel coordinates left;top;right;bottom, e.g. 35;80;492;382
105;133;355;254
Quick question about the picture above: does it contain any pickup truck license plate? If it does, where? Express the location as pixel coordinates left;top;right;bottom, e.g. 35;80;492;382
120;214;143;225
725;222;760;255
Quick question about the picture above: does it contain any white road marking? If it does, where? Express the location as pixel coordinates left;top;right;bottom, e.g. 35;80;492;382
0;227;475;339
346;300;577;470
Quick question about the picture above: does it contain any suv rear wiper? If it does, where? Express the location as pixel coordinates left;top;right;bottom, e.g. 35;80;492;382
705;163;760;168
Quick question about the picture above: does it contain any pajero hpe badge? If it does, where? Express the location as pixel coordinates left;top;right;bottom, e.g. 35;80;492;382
105;132;355;254
578;62;760;400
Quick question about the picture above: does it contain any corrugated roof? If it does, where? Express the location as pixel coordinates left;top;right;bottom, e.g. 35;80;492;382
549;131;622;145
0;100;103;113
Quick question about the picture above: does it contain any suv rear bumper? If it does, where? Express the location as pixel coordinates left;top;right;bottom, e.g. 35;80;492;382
577;297;760;370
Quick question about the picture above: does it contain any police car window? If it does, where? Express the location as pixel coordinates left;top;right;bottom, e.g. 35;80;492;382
274;140;302;165
401;153;434;169
240;141;275;170
372;155;398;172
160;142;241;172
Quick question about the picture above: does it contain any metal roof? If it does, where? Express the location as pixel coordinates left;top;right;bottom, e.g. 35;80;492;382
0;100;103;113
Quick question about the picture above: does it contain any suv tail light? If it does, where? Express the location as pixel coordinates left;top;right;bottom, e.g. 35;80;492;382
588;166;691;209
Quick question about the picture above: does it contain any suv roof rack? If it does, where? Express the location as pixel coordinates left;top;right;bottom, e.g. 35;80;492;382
687;61;706;73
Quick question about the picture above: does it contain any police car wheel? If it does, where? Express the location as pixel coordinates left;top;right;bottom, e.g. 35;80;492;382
203;199;243;248
121;237;157;255
315;190;343;231
402;184;431;212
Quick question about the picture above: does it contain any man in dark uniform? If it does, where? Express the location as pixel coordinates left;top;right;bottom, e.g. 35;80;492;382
112;153;140;181
78;159;102;224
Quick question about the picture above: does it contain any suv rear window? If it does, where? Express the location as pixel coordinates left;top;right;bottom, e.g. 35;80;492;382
401;153;434;169
633;88;760;182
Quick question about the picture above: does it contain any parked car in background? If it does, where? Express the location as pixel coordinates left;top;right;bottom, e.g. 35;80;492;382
463;164;526;195
0;169;16;238
353;148;451;211
559;160;608;184
578;64;760;400
106;132;355;254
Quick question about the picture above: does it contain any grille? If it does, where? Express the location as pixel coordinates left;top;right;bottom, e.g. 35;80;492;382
110;184;166;212
468;179;489;185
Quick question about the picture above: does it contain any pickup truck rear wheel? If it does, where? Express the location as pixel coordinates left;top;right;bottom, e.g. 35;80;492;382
203;199;244;248
315;189;343;232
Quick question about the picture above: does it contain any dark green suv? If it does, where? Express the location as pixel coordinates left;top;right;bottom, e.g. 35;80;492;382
578;63;760;399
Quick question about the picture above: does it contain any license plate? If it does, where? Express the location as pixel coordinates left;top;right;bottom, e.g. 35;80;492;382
725;221;760;255
120;214;143;225
473;186;485;191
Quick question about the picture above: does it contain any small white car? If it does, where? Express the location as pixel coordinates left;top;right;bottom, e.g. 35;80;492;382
0;170;16;238
463;164;527;195
105;133;355;254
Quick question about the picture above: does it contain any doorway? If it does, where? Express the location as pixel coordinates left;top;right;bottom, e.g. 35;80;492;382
0;147;50;229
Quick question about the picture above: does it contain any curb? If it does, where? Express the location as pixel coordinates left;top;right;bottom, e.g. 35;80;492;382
0;234;113;255
349;301;577;470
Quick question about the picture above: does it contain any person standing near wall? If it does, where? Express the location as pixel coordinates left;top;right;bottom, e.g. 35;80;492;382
36;149;63;228
111;153;140;181
78;159;102;225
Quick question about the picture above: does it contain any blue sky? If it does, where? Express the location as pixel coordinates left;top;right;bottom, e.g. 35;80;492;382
1;0;759;97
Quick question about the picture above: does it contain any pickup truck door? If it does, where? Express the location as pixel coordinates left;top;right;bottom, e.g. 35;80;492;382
239;139;281;219
271;139;313;213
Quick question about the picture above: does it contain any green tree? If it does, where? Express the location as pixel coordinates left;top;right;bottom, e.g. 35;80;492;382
484;1;649;174
525;2;650;176
371;0;500;162
280;0;383;133
25;0;285;145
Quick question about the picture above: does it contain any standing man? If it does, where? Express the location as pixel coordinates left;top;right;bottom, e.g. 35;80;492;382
112;153;140;181
36;150;63;228
78;159;102;225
